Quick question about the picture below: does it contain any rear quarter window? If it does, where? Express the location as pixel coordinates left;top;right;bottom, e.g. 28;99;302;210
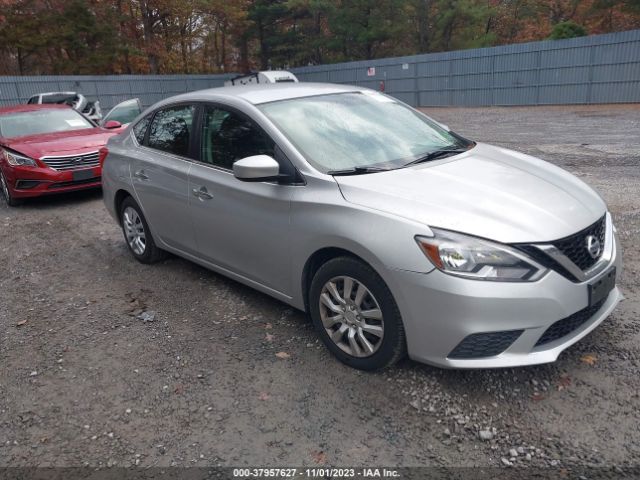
133;115;152;144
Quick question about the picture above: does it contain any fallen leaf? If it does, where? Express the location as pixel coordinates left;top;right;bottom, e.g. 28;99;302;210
310;450;326;464
265;333;274;342
580;354;597;366
557;374;571;391
275;352;290;359
531;392;545;402
16;320;27;326
259;392;270;401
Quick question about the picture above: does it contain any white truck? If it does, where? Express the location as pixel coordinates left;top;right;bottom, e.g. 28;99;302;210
224;71;298;87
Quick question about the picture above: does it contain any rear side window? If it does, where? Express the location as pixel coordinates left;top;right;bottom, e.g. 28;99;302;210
133;115;151;144
147;105;195;158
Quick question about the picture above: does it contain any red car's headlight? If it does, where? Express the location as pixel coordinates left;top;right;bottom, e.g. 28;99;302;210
2;149;38;167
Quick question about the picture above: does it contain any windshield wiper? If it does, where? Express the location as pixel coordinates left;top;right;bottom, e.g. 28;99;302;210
403;146;468;167
327;166;391;176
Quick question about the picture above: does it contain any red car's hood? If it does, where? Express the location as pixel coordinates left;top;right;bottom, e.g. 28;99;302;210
2;128;121;159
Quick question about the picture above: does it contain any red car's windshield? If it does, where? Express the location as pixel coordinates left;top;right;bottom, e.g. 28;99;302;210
0;109;93;138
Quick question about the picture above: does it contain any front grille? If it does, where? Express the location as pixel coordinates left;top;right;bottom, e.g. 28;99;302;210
553;215;606;271
448;330;523;359
41;151;100;171
516;245;579;282
535;297;607;347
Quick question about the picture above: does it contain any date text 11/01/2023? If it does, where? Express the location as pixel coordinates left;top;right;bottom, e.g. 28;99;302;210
232;468;400;478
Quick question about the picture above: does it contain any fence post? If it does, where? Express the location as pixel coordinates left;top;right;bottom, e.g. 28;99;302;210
586;41;596;104
535;49;542;105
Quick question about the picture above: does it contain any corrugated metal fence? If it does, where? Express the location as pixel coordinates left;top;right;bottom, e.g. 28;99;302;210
292;29;640;107
0;29;638;109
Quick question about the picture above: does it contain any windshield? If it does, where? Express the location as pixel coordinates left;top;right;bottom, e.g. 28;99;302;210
0;108;94;138
258;91;471;173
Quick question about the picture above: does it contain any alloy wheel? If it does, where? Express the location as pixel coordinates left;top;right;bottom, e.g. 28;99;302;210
319;276;384;358
123;206;147;255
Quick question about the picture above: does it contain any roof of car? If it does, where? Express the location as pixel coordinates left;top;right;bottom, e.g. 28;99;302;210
167;82;363;106
0;104;70;115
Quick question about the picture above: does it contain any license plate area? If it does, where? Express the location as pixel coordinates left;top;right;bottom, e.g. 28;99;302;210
588;267;616;307
72;169;96;182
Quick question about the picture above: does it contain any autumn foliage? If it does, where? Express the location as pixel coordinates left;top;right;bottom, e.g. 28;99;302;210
0;0;638;75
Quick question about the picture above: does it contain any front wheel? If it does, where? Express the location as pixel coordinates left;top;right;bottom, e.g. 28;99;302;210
309;256;406;371
0;169;22;207
120;196;165;264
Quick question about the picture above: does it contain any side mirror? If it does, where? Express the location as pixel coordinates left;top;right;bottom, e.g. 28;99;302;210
233;155;280;182
104;120;122;130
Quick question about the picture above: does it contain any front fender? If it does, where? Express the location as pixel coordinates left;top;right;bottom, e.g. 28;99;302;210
288;177;435;309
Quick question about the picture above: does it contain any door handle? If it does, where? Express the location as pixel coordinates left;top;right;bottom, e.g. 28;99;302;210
134;170;149;180
192;187;213;200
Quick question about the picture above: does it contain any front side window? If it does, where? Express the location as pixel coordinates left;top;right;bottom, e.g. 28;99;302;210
201;105;275;170
147;105;195;157
258;91;472;173
0;108;93;138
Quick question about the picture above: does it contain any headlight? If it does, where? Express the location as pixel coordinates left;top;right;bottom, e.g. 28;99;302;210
3;150;37;167
415;228;547;282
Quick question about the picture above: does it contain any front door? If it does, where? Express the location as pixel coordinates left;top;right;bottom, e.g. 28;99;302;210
188;104;293;295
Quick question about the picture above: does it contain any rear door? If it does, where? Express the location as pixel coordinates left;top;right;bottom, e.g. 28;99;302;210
187;103;294;294
130;104;198;255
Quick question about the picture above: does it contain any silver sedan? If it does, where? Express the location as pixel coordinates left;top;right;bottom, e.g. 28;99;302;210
102;83;622;370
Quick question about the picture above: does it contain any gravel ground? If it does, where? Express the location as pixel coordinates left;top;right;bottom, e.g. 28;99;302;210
0;105;638;471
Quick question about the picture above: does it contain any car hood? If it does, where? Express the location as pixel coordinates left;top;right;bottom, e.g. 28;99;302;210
334;143;606;243
2;128;119;159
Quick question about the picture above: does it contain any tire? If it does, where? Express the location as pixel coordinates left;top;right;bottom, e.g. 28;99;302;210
120;196;166;264
0;169;22;207
309;256;407;371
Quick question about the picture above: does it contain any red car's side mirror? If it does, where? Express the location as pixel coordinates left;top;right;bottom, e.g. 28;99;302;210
103;120;122;130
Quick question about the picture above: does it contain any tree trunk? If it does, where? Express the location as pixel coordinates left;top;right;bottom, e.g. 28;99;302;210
140;2;159;74
258;20;268;70
239;35;249;73
17;48;24;75
221;28;227;71
417;0;431;53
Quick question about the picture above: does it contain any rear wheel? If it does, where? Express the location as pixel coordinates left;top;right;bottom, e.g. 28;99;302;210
120;196;165;264
309;256;406;371
0;170;22;207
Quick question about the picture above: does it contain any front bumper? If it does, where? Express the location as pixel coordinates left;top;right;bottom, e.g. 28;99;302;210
389;233;623;369
2;164;101;198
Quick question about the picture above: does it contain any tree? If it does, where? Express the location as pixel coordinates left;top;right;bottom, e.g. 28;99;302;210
548;20;587;38
430;0;496;51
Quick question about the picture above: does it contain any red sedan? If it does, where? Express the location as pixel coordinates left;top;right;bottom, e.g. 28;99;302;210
0;104;124;206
